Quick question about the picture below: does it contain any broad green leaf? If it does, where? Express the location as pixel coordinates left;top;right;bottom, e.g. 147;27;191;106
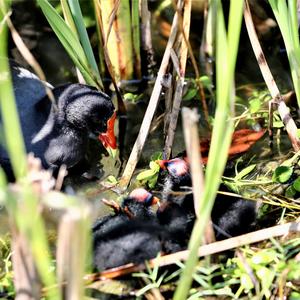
136;169;157;181
249;98;261;113
273;120;284;128
256;267;275;299
272;166;293;183
106;175;118;185
149;161;160;172
183;87;198;101
240;273;254;290
251;249;277;265
199;75;212;89
293;177;300;191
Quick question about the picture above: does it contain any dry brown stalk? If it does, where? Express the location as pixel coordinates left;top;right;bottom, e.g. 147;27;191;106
11;223;41;300
176;0;210;128
163;0;192;159
56;206;91;300
181;107;214;243
181;108;205;217
244;0;300;151
119;0;183;188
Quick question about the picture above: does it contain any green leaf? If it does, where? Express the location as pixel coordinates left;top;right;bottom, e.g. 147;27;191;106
235;164;256;181
249;98;261;113
273;120;284;128
199;75;212;89
183;87;198;101
106;175;118;185
149;161;160;172
37;0;100;88
272;166;293;183
136;169;157;181
285;185;297;198
251;249;277;265
293;177;300;192
240;273;254;290
67;0;102;85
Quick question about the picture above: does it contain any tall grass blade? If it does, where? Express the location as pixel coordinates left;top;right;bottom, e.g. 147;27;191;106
174;1;243;298
268;0;300;106
0;2;60;298
67;0;103;88
131;0;141;78
60;0;77;34
0;5;27;179
37;0;101;89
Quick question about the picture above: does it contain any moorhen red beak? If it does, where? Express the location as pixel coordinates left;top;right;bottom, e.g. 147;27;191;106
98;111;117;158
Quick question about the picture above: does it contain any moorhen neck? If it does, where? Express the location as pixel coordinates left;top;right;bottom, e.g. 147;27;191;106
0;64;117;180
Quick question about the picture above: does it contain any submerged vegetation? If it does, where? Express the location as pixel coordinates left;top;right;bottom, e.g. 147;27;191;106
1;0;300;299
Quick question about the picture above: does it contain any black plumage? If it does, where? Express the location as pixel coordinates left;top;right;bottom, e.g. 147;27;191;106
0;65;115;180
158;158;257;241
93;220;163;271
92;188;163;271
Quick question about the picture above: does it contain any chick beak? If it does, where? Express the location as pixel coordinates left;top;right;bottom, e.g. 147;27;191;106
156;159;168;170
98;111;117;158
152;196;160;206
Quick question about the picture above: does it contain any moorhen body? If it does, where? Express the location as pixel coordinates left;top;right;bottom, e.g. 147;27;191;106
0;64;117;180
158;158;257;241
92;188;163;270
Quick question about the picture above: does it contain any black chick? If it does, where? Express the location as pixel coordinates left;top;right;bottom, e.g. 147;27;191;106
92;188;162;271
156;200;195;253
158;158;257;241
0;64;116;180
92;188;159;237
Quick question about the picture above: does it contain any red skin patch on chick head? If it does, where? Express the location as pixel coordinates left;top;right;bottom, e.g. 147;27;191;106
129;188;159;206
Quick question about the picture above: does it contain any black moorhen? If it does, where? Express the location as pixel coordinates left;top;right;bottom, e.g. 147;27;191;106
92;188;159;237
92;188;162;271
157;158;257;241
0;64;117;180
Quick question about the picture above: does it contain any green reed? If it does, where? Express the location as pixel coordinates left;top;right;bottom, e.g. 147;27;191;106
174;1;243;298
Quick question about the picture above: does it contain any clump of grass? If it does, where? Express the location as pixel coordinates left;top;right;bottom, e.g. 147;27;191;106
268;0;300;107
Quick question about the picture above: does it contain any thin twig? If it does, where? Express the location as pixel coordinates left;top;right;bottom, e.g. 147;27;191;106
163;0;192;159
6;14;57;110
244;0;300;151
175;1;210;128
119;1;183;188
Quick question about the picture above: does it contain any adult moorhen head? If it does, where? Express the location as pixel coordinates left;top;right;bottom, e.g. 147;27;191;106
157;157;257;241
0;64;117;180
